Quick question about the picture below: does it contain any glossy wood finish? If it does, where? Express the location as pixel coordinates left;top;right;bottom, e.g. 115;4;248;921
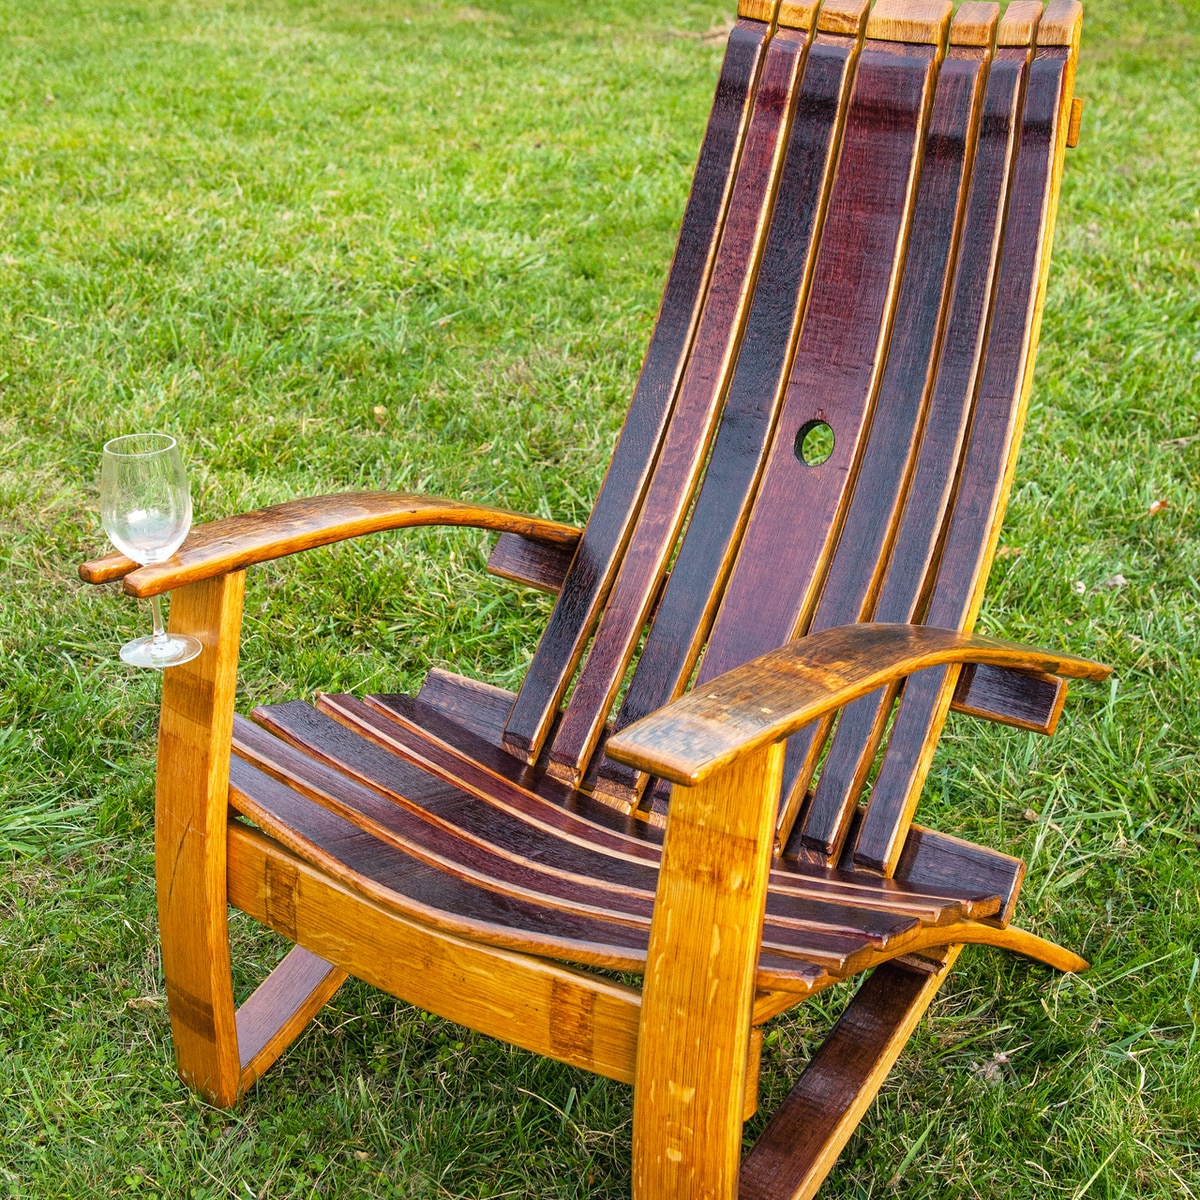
486;531;576;594
80;492;580;599
863;0;952;44
740;948;960;1200
596;26;866;808
780;37;992;845
695;37;941;694
852;35;1079;874
795;39;1035;861
815;0;871;37
545;26;815;788
632;744;784;1200
502;20;772;766
949;1;1001;46
604;623;1107;786
951;662;1067;734
155;571;246;1106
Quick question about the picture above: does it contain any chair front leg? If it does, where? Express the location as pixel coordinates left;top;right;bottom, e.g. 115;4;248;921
156;571;246;1106
632;742;784;1200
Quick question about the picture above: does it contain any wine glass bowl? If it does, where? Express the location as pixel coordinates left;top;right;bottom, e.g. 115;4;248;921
100;433;202;668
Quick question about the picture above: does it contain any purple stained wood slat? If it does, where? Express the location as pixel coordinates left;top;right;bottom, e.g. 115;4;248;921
779;46;992;857
486;532;576;595
693;41;941;710
784;47;1031;864
502;21;771;766
592;31;865;810
545;28;815;787
853;48;1073;874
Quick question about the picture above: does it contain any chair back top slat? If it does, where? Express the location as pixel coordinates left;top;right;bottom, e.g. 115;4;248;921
501;17;774;765
541;24;817;787
853;29;1079;875
592;27;869;810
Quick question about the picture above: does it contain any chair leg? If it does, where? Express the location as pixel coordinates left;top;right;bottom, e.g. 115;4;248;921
739;946;962;1200
156;572;246;1106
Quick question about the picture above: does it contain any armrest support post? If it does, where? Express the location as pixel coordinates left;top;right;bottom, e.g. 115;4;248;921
632;741;785;1200
155;571;246;1106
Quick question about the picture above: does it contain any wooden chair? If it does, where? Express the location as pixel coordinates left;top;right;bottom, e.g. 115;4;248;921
82;0;1104;1194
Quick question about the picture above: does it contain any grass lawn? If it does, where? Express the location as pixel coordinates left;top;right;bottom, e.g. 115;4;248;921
1;0;1198;1195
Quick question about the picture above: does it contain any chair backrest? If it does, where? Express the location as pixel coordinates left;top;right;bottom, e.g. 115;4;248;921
500;0;1083;871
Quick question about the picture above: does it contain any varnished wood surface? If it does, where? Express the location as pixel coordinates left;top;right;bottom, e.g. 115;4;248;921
949;1;1001;46
632;744;784;1199
80;492;580;599
997;0;1043;45
227;822;648;1084
545;27;814;788
739;949;961;1200
783;41;991;850
951;662;1067;734
799;43;1034;857
695;39;940;693
863;0;952;45
852;40;1077;874
596;29;864;808
816;0;871;36
155;572;246;1106
501;21;771;766
486;531;576;594
1039;0;1084;48
605;623;1106;785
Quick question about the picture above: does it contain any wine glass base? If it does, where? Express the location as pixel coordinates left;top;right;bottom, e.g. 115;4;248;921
119;633;203;669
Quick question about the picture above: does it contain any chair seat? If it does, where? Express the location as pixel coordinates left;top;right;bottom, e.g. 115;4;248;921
228;688;1007;997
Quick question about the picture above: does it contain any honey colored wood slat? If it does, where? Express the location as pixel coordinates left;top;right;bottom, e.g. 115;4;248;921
996;0;1043;45
949;1;1001;47
792;43;1036;860
694;39;942;699
226;822;646;1083
1036;0;1083;47
852;41;1081;875
777;0;821;30
863;0;953;45
545;27;814;788
781;40;992;852
816;0;871;36
739;947;961;1200
500;21;772;766
80;492;580;599
604;623;1107;786
486;531;576;594
235;947;348;1087
155;571;246;1106
950;662;1067;734
631;743;784;1200
738;0;779;23
1067;95;1084;146
594;27;866;809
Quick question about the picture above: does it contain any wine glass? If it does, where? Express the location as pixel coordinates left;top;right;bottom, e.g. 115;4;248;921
100;433;203;668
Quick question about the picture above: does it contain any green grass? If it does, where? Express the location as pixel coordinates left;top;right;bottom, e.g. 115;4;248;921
1;0;1198;1194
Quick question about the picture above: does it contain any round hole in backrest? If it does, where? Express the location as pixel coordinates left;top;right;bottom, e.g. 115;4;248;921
794;420;834;467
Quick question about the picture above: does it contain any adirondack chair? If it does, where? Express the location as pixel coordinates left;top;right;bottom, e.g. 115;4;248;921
81;0;1106;1193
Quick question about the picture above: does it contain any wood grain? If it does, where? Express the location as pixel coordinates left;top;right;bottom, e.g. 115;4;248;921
631;743;783;1200
155;571;246;1106
594;28;864;808
604;623;1107;785
950;662;1067;734
949;1;1000;46
996;0;1043;45
797;44;1034;857
486;531;576;594
501;21;771;766
816;0;871;36
852;41;1078;874
777;0;820;30
863;0;953;45
81;492;580;599
545;27;814;787
695;40;941;696
740;948;960;1200
784;41;991;852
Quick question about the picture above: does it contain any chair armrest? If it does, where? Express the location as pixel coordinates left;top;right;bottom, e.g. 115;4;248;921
79;491;581;598
605;623;1110;786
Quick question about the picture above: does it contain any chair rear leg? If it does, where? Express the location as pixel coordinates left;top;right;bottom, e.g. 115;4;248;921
739;946;962;1200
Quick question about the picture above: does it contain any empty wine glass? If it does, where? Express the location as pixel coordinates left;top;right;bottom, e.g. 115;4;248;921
100;433;203;668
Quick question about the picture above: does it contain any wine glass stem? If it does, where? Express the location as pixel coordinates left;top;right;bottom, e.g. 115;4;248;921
149;594;170;653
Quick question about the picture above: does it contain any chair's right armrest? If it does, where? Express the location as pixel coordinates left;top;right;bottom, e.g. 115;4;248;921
80;491;581;597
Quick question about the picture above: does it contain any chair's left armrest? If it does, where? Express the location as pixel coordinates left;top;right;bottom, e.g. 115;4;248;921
79;491;581;597
605;623;1111;786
